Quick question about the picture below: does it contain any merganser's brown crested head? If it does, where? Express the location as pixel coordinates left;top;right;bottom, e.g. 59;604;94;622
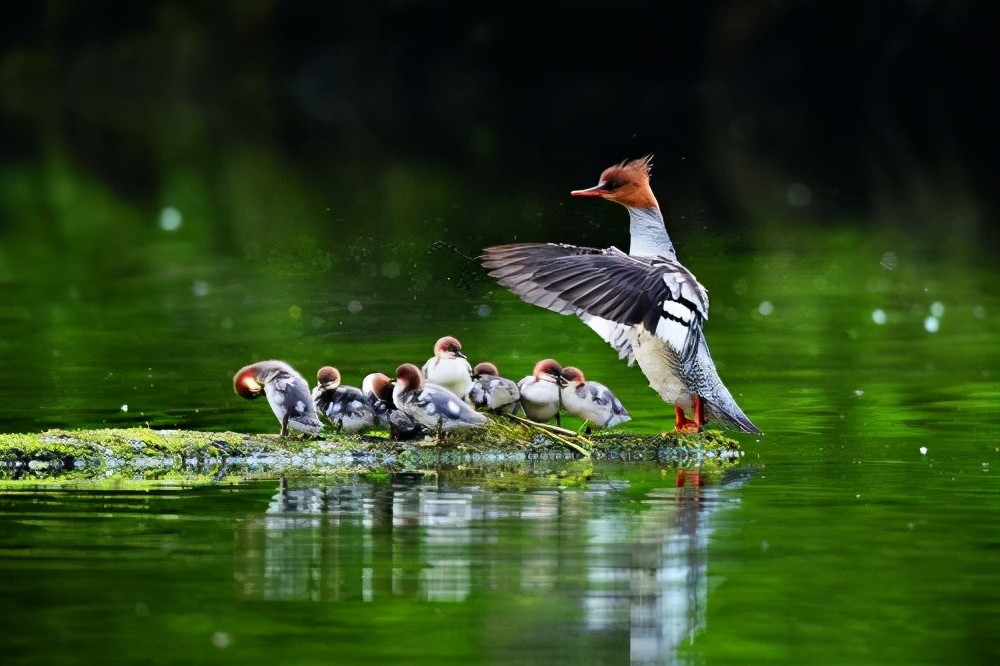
561;366;586;386
473;361;499;377
234;363;266;399
532;358;564;383
570;155;658;209
316;366;342;389
395;363;425;391
433;335;466;358
362;372;394;402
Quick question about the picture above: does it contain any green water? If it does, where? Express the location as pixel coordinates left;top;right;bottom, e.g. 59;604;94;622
1;166;998;663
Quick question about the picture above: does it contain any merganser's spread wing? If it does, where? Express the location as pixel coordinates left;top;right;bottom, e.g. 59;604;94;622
482;242;709;368
578;314;636;364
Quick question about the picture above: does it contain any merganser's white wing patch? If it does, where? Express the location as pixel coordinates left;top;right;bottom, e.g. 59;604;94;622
579;314;636;365
481;242;708;365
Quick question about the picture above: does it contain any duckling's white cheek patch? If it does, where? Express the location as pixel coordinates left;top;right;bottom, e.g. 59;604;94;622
295;401;306;414
447;400;461;414
425;403;436;414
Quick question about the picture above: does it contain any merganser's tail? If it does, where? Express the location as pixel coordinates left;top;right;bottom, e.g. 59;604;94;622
693;338;762;435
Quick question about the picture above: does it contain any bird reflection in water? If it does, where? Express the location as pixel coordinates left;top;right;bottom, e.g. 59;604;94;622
235;469;747;664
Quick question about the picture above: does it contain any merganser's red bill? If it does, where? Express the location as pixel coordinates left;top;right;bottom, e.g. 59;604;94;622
570;184;608;197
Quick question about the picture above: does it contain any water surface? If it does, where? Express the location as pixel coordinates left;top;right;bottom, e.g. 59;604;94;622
1;184;998;664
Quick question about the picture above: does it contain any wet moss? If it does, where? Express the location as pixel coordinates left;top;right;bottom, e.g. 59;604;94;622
0;421;744;483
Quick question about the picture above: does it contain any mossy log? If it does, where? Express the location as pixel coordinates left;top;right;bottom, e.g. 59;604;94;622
0;418;745;484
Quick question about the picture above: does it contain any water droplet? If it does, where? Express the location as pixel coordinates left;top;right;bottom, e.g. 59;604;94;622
211;632;231;649
972;305;985;319
871;309;887;325
192;281;210;297
919;446;928;455
159;206;182;231
757;300;774;316
879;251;898;270
930;301;945;318
288;305;302;319
347;300;363;314
476;304;492;317
923;316;940;333
120;404;128;412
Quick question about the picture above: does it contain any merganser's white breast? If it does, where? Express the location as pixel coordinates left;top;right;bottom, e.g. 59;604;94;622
517;377;561;422
421;335;474;398
515;358;566;424
421;356;474;397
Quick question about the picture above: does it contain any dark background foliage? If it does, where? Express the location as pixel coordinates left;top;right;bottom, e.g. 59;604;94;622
2;0;997;253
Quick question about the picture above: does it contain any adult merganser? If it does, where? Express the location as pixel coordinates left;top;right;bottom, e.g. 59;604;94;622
233;360;324;436
312;366;377;433
420;335;474;398
481;155;761;434
559;366;631;431
362;372;424;440
468;361;521;413
516;358;565;425
393;363;487;440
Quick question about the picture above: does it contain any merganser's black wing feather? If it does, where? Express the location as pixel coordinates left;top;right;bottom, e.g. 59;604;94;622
481;243;708;367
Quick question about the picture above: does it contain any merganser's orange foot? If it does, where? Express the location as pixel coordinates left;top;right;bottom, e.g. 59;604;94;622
674;405;702;433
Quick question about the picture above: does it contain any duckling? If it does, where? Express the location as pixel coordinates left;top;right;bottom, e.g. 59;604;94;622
516;358;565;425
468;361;521;413
362;371;424;441
394;363;487;442
421;335;474;398
312;366;377;433
559;366;631;432
233;360;323;436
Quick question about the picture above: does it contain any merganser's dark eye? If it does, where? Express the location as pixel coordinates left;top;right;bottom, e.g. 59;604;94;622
603;180;623;191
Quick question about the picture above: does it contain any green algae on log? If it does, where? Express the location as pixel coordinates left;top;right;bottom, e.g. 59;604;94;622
0;423;744;482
